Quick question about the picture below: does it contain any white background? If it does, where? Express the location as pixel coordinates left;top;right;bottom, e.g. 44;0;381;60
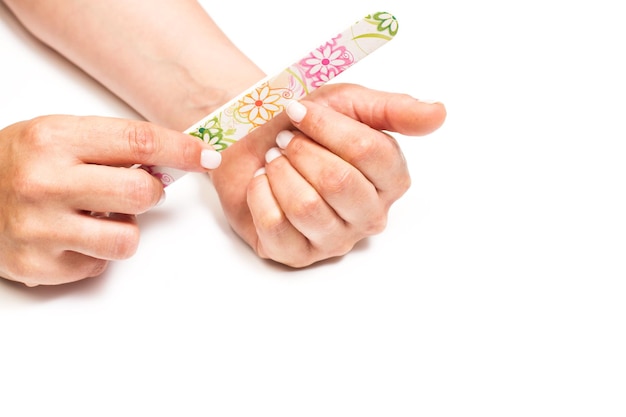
1;0;625;415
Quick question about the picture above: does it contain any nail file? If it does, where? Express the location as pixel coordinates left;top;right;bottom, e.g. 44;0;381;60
140;11;399;187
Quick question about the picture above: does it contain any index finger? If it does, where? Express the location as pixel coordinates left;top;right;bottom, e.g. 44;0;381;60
60;116;215;172
286;98;402;165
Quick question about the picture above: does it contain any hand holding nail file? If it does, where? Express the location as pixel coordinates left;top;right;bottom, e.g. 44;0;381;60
140;11;399;187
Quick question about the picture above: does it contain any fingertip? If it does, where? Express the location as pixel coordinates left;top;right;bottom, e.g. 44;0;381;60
201;148;222;169
276;130;295;149
253;167;267;177
248;167;269;196
265;147;283;164
426;100;447;132
286;100;307;123
406;99;447;136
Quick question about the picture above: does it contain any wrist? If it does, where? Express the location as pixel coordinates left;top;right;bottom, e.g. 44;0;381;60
147;65;266;132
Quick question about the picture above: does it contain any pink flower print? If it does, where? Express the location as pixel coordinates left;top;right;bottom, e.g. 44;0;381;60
239;85;282;123
139;165;174;187
310;71;333;89
301;43;352;79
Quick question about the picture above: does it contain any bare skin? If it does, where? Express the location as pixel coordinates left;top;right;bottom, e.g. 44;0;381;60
1;0;446;285
0;115;219;285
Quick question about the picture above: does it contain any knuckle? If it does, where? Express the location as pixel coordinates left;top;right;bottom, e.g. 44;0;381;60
318;164;355;195
267;245;317;269
336;197;388;237
125;122;160;161
287;135;306;156
7;118;68;203
348;135;378;165
255;210;291;239
22;117;53;150
304;107;325;132
322;229;360;257
362;210;388;235
289;190;325;221
284;240;352;269
326;241;356;259
385;172;412;200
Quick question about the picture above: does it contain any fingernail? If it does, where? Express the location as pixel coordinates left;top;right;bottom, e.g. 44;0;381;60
265;147;282;163
417;99;440;104
201;149;222;169
276;130;295;149
286;100;307;123
89;211;111;218
253;167;266;177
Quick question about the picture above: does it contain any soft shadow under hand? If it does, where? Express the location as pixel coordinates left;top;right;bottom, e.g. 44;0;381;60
0;207;181;308
0;269;109;309
259;237;372;276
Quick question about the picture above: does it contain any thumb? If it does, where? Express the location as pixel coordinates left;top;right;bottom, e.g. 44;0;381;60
312;83;447;136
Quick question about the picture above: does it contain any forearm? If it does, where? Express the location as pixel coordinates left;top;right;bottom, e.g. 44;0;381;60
4;0;265;130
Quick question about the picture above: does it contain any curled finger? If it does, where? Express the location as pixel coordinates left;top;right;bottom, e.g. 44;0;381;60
247;168;319;268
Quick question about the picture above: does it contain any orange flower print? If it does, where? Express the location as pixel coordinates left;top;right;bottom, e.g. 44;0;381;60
238;84;282;123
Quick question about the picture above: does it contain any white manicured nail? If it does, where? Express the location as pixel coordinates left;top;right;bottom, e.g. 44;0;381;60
276;130;295;149
286;100;307;123
201;149;222;169
265;147;282;163
253;167;266;177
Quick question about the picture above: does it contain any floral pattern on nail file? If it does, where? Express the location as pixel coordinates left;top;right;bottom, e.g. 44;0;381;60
141;11;398;187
